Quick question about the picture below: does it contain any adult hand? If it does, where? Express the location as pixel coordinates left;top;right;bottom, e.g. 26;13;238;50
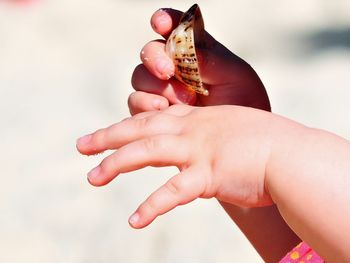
129;8;271;114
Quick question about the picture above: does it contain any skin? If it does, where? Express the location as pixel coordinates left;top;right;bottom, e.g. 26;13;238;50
77;104;350;262
131;8;300;262
76;8;350;263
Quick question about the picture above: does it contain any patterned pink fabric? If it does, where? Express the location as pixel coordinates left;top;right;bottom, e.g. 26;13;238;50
279;242;324;263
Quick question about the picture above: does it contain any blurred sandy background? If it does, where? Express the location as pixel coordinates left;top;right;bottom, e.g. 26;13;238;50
0;0;349;262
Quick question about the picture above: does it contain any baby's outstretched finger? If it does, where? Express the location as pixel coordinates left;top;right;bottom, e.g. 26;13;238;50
77;113;182;156
129;169;204;228
87;135;189;186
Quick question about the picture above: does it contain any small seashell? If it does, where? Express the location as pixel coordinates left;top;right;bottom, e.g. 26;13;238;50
165;4;209;96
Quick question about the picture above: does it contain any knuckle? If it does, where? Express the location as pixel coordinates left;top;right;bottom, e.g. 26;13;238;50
152;135;170;152
135;115;160;131
142;197;159;215
100;153;122;180
135;117;151;130
100;156;114;175
98;164;110;180
164;178;182;197
99;159;109;174
92;128;106;145
147;195;158;210
142;137;157;152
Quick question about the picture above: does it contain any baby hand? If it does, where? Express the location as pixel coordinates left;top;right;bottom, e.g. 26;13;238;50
77;105;274;228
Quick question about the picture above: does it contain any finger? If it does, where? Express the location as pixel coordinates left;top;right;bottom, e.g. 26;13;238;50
76;112;182;155
128;92;194;117
150;8;183;38
128;168;205;228
149;7;229;84
150;7;251;89
87;135;189;186
140;40;175;80
128;91;169;115
131;64;197;105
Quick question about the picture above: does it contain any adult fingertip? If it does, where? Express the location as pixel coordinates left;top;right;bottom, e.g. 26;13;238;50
150;9;172;35
140;41;175;80
155;57;175;80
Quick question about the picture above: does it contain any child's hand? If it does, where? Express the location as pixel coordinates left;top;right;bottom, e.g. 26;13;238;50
129;8;270;114
77;105;275;228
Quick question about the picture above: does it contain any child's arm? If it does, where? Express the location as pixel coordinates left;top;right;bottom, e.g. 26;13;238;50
77;105;350;262
267;123;350;262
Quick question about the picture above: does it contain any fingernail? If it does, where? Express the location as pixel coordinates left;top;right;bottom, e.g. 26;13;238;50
155;58;169;75
77;134;92;145
155;58;174;78
87;165;101;181
129;212;140;226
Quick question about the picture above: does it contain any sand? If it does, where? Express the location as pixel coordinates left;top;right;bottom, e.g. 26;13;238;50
0;0;349;262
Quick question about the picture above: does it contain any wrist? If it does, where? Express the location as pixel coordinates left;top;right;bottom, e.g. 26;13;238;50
264;114;309;204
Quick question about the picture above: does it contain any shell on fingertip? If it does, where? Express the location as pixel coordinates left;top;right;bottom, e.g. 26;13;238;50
165;4;209;96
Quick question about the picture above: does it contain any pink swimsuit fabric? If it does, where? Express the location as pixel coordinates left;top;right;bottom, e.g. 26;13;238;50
279;242;324;263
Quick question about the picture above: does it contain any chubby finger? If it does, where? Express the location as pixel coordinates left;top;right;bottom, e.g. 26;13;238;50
129;168;205;228
128;91;169;115
76;112;182;155
132;64;196;105
87;135;189;186
141;40;175;80
150;8;182;38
